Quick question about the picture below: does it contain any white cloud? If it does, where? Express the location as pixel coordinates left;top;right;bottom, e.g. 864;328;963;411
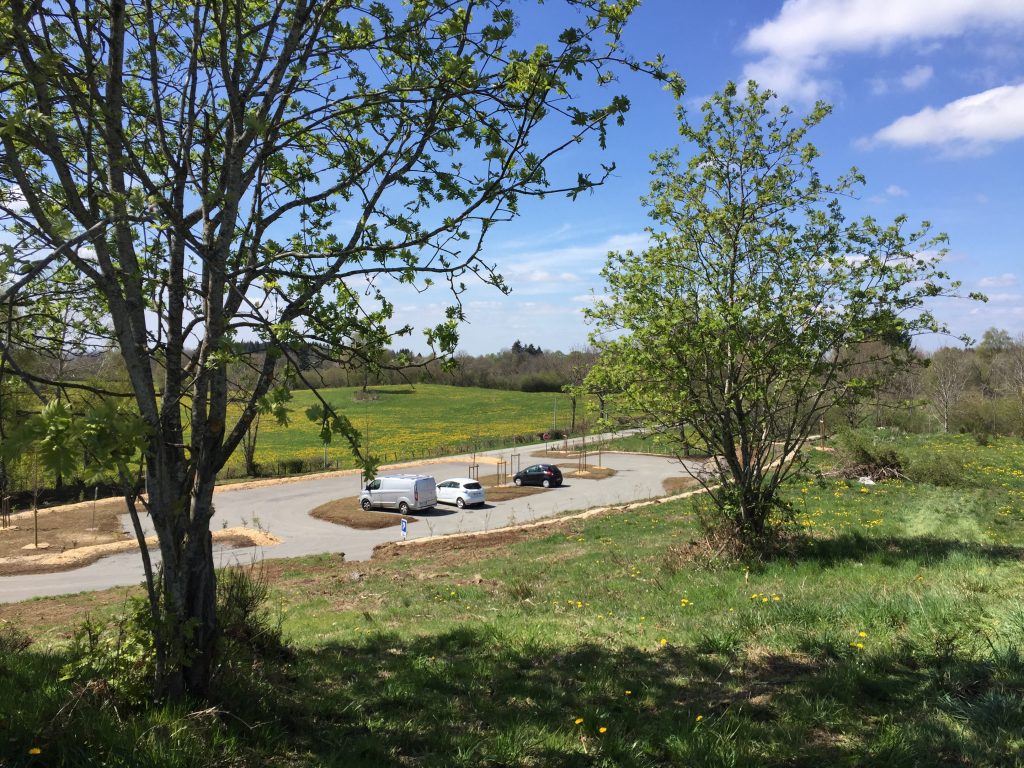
982;292;1022;304
885;184;908;197
900;64;934;90
517;270;580;284
870;65;934;96
742;1;1024;100
498;232;649;281
868;84;1024;154
978;272;1018;288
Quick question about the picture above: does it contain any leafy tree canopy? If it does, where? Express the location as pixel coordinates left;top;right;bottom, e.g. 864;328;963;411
0;0;678;698
586;81;980;541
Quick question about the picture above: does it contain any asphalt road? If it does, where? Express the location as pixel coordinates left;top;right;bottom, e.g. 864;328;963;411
0;440;697;604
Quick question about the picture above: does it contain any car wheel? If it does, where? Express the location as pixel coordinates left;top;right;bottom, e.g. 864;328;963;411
542;478;551;488
456;497;465;509
360;498;372;511
399;502;410;514
514;477;523;487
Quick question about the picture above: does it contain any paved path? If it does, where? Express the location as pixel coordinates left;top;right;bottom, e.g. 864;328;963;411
0;439;695;604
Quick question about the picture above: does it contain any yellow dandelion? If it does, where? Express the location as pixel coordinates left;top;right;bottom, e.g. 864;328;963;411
696;714;703;722
28;748;42;755
858;631;867;637
625;690;632;695
574;717;584;725
599;726;608;734
660;638;668;646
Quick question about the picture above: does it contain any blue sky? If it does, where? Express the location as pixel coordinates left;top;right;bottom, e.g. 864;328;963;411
394;0;1024;355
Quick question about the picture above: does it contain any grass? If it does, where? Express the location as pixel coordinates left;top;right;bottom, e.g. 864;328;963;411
3;433;1024;766
229;384;584;476
595;431;707;457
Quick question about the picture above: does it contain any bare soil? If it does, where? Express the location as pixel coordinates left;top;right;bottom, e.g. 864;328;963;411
566;467;616;480
310;498;417;529
0;527;280;577
663;476;699;495
373;517;589;566
0;493;281;577
0;499;130;575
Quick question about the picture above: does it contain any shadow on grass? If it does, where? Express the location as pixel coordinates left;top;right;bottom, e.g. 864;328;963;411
6;622;1022;767
793;533;1024;568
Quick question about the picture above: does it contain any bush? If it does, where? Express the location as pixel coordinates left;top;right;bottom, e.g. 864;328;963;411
904;452;964;487
280;458;305;474
834;429;965;486
61;600;157;708
0;621;32;662
833;429;904;480
519;373;564;392
215;564;286;659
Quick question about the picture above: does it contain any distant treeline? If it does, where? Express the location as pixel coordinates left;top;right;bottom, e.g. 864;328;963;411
841;328;1024;440
297;341;597;394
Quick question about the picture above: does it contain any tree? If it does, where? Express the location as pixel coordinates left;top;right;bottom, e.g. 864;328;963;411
989;334;1024;433
586;81;975;542
923;347;976;433
0;0;677;698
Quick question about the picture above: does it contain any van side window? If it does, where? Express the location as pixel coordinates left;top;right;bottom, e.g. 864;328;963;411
368;479;381;491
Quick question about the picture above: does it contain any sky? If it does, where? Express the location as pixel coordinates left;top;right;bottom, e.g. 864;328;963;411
392;0;1024;355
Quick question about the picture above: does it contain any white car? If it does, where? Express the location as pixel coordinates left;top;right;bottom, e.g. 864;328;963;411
436;478;486;509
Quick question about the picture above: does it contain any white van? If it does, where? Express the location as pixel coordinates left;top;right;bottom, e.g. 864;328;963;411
359;474;437;513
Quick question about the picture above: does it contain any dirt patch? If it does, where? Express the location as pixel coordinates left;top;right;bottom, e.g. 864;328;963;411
374;520;587;566
483;484;548;502
310;498;417;530
663;476;699;495
0;499;130;574
0;527;280;577
566;467;616;480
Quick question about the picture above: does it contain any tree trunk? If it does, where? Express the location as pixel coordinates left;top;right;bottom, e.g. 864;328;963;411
242;415;260;477
147;457;219;700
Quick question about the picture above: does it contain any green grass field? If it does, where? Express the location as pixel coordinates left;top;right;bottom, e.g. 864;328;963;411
3;432;1024;766
229;384;585;475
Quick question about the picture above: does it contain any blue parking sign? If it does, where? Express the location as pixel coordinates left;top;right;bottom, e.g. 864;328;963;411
400;518;408;539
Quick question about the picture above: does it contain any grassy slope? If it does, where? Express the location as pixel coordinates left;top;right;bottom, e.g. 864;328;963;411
3;434;1024;766
235;384;576;473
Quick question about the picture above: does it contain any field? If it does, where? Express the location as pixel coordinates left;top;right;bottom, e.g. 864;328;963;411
2;433;1024;766
226;384;582;476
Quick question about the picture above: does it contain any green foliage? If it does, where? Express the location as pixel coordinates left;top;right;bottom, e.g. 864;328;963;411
834;429;965;487
587;81;973;539
0;400;149;485
0;622;32;660
834;429;905;475
61;601;159;708
215;565;288;662
0;0;677;697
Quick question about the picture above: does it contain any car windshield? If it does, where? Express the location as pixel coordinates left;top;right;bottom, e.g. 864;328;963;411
464;482;482;490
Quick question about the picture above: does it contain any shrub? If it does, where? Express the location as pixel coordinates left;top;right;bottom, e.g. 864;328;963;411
215;564;286;659
833;429;904;480
0;621;32;661
61;601;157;708
280;458;305;474
904;452;964;487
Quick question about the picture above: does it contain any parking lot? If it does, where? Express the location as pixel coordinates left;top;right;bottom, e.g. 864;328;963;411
0;443;698;603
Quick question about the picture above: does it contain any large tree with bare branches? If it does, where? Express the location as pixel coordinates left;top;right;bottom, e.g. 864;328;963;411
0;0;677;698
